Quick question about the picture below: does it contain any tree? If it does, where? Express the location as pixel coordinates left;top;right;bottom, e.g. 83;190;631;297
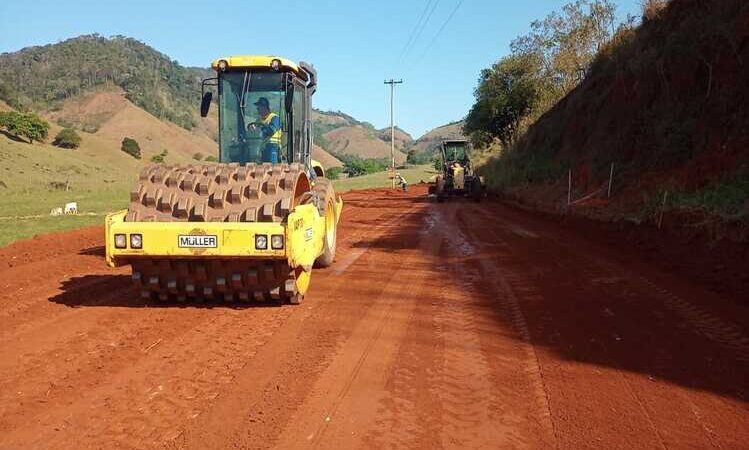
121;137;141;159
511;0;617;94
463;0;620;150
0;111;50;143
406;149;416;164
52;128;82;149
464;54;542;148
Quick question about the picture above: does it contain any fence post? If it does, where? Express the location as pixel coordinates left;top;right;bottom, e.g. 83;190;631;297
657;190;669;230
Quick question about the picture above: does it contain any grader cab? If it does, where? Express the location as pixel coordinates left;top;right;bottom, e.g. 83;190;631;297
105;56;342;304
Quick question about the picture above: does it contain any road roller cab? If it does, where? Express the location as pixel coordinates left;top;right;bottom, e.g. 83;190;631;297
105;56;342;304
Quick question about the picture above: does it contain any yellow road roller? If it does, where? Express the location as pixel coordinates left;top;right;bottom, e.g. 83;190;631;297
105;56;342;304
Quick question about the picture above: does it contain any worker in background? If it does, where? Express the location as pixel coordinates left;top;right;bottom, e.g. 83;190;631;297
248;97;282;163
396;172;408;193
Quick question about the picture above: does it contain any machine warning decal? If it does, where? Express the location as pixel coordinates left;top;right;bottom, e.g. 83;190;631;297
304;228;313;241
178;235;218;248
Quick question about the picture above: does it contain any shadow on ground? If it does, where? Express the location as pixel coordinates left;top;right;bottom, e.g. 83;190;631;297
49;274;289;309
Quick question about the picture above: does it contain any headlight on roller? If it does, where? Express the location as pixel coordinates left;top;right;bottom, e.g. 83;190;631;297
114;234;127;249
271;234;284;250
130;234;143;249
255;234;268;250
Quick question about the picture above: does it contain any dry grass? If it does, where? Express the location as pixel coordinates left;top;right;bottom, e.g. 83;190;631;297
408;121;465;156
312;145;343;168
324;125;407;163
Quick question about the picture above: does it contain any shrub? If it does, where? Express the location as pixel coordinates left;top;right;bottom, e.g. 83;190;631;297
192;152;203;161
0;111;50;143
81;123;99;133
150;148;168;163
52;128;82;149
338;154;389;177
326;167;343;180
204;155;218;162
121;137;141;159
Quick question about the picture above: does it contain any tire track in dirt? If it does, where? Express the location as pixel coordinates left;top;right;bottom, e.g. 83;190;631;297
0;255;108;321
473;205;749;364
464;201;748;449
278;210;441;450
637;275;749;363
170;196;423;449
432;206;557;448
2;304;295;449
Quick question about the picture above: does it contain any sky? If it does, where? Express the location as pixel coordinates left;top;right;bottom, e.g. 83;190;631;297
0;0;642;138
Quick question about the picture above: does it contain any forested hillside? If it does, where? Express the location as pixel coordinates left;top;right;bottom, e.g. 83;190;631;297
0;35;208;130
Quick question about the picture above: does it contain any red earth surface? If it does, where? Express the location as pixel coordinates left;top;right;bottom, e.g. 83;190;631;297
0;185;747;449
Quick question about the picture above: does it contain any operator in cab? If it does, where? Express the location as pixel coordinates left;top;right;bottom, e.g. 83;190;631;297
248;97;282;163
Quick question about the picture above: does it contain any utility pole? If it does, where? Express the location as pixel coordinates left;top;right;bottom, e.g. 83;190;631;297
384;79;403;189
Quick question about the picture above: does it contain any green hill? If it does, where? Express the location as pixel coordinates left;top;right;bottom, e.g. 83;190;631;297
0;34;208;130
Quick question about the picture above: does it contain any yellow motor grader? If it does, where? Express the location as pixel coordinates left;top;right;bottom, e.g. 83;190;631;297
430;139;484;202
105;56;342;304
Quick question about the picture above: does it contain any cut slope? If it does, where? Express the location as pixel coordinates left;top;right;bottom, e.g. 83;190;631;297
482;0;749;227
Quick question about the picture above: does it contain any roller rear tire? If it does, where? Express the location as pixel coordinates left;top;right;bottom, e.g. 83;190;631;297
313;178;337;268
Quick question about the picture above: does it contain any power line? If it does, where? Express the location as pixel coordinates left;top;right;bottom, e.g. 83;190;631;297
401;0;441;61
419;0;465;60
398;0;436;62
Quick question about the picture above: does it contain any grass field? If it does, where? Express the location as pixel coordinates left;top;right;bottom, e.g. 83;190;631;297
333;165;435;192
0;135;136;247
0;139;435;248
0;189;130;247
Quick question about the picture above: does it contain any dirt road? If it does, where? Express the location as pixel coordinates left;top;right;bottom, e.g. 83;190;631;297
1;185;747;449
